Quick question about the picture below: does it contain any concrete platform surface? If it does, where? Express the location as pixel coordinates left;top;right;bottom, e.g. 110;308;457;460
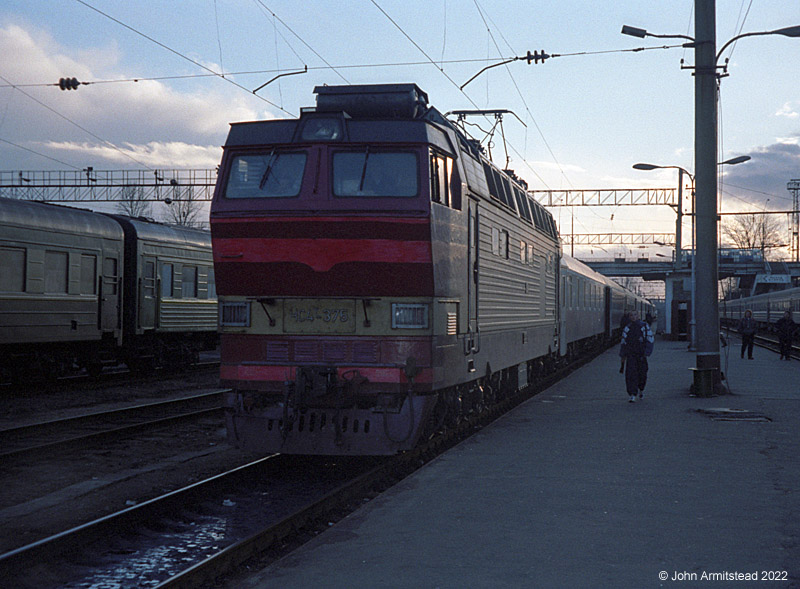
238;339;799;588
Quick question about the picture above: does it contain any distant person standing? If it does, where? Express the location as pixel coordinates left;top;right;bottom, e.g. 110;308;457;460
776;310;797;361
738;309;757;359
620;310;654;403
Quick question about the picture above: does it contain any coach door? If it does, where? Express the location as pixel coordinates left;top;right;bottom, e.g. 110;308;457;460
100;255;120;332
139;256;157;330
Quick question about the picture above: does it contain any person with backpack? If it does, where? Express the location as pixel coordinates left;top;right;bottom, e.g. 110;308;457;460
619;310;655;403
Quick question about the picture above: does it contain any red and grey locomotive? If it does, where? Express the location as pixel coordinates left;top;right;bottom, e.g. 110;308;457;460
212;84;650;456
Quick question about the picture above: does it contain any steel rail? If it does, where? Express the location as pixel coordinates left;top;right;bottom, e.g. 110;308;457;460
0;391;226;459
0;341;610;587
159;342;604;588
0;456;280;578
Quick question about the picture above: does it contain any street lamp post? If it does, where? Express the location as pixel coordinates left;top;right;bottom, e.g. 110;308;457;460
634;156;749;351
623;2;800;396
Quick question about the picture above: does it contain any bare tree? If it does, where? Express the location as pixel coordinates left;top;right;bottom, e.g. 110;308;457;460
115;186;152;218
721;213;784;257
163;185;205;228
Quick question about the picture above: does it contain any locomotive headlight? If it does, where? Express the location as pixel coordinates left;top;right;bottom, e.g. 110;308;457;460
300;117;343;141
392;303;429;329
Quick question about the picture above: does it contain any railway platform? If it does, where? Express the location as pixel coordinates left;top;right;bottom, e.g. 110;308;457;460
239;339;800;588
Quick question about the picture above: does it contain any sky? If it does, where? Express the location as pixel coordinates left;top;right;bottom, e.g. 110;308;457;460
1;0;799;265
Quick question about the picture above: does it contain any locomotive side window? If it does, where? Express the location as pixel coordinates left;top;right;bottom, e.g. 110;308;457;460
0;246;25;292
500;230;509;259
333;151;418;197
44;251;68;293
80;254;97;295
429;152;451;207
225;152;307;199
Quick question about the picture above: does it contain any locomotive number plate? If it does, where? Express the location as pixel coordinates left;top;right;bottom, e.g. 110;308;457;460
284;299;356;334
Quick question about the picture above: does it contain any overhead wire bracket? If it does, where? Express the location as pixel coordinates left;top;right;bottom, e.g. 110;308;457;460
252;65;307;95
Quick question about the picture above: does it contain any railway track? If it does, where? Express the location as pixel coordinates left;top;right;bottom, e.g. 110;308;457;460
0;339;603;588
0;390;225;460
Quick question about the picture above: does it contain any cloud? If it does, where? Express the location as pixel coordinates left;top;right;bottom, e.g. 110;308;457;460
0;22;265;169
41;140;222;169
722;140;800;210
776;102;799;119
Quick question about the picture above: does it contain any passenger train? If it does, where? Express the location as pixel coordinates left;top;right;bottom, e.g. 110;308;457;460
211;83;653;456
0;197;218;382
720;286;800;332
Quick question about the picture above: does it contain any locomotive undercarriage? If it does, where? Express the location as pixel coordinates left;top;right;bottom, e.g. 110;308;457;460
225;364;437;455
225;351;563;455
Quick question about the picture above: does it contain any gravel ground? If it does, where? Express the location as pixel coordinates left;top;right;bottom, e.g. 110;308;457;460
0;369;263;554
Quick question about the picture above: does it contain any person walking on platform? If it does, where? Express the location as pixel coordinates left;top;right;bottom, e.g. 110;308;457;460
620;311;654;403
776;310;797;360
738;309;757;360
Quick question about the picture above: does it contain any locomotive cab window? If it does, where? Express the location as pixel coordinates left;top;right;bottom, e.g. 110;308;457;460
224;152;307;199
333;150;418;197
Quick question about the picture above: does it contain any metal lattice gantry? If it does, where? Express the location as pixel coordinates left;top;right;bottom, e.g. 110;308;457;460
562;233;676;246
530;188;676;207
789;179;800;262
0;169;217;202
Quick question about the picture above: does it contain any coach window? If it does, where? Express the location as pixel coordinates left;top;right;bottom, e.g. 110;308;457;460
429;152;451;207
80;254;97;295
44;251;68;294
0;246;25;292
207;267;217;300
103;257;118;295
143;261;156;298
160;263;173;298
182;266;198;298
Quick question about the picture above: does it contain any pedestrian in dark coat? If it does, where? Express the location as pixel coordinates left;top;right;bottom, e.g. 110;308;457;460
618;310;632;374
776;310;797;360
737;309;756;359
620;310;655;402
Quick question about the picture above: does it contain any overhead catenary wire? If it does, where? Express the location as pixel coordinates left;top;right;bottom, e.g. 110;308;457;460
75;0;293;115
0;74;154;170
0;58;528;89
252;0;349;85
0;137;81;168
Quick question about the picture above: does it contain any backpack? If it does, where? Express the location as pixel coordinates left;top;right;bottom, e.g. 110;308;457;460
626;321;651;357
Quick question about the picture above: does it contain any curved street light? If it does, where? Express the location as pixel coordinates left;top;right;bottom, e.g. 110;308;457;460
633;156;751;349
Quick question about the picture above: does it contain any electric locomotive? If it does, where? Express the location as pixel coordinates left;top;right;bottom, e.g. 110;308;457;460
212;83;566;455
